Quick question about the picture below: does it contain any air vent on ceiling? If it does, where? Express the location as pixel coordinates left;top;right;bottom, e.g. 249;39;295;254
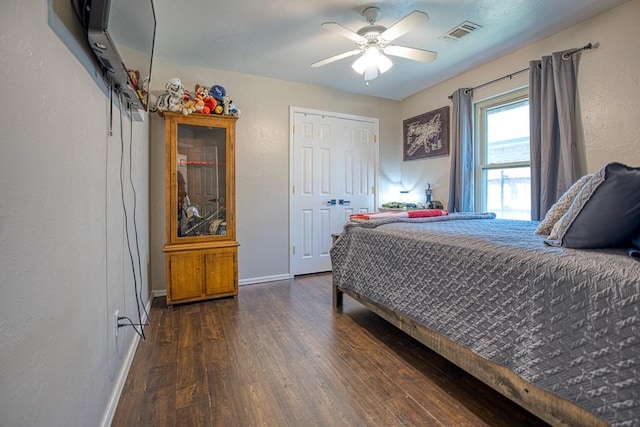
441;21;482;42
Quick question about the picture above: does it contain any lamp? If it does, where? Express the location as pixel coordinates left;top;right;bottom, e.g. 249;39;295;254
351;45;393;81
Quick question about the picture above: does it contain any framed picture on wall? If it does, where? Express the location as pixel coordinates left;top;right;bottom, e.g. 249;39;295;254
403;106;450;161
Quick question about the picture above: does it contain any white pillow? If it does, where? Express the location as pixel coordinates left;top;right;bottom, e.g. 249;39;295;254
535;174;593;237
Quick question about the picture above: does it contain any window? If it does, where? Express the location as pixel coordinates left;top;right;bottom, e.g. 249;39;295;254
475;89;531;220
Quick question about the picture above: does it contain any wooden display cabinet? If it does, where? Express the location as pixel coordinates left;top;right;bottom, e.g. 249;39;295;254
163;112;239;306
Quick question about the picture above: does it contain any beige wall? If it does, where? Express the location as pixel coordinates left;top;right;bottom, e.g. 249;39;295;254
399;0;640;208
149;63;401;290
1;1;151;426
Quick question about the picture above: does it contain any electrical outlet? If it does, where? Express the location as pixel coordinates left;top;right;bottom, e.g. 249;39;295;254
114;310;120;338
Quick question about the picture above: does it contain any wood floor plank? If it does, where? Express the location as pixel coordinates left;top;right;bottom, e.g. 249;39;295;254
113;273;549;427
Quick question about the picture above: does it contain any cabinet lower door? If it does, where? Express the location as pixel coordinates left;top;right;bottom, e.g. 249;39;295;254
204;247;237;296
168;251;203;301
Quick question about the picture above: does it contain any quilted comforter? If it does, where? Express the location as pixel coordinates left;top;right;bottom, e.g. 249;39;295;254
330;215;640;426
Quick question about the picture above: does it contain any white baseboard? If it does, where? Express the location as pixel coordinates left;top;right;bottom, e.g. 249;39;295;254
150;273;290;298
239;273;291;286
99;296;153;427
153;289;166;297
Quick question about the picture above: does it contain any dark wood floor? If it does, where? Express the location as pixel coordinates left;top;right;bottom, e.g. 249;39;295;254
113;273;549;426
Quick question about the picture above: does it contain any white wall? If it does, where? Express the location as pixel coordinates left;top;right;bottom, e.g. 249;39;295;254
0;2;150;426
149;62;401;290
399;0;640;208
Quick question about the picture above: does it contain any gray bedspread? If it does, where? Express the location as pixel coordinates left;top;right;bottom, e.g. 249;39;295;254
330;215;640;426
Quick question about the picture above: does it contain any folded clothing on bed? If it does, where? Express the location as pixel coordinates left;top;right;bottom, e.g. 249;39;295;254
350;209;448;221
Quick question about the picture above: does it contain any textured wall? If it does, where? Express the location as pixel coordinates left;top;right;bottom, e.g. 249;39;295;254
0;1;150;426
400;0;640;209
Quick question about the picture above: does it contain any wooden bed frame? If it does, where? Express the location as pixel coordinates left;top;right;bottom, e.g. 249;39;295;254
333;285;607;427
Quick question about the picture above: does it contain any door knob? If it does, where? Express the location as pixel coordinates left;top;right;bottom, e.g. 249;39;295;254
326;199;337;205
339;199;351;205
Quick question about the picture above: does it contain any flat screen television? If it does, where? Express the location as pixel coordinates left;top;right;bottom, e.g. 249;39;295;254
87;0;156;114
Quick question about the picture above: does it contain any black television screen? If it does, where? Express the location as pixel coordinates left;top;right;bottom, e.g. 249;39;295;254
87;0;156;114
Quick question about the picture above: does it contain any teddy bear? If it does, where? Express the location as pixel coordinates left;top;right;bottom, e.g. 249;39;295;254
155;77;185;115
194;84;216;114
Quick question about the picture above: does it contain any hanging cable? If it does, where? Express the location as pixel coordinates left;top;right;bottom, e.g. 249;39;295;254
127;102;150;326
117;94;145;340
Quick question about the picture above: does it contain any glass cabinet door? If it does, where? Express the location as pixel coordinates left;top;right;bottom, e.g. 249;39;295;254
175;123;227;239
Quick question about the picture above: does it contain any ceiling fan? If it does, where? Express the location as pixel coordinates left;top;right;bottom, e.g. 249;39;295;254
311;7;437;81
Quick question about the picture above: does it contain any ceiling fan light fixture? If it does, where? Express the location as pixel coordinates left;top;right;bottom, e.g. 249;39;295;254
351;46;393;79
317;8;434;81
351;54;368;74
377;53;393;73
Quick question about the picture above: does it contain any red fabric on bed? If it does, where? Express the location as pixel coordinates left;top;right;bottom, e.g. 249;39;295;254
407;209;448;218
349;209;448;221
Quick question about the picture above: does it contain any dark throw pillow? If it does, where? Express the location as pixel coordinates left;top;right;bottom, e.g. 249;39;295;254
547;162;640;249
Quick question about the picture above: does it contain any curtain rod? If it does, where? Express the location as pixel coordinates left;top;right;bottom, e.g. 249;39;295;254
448;42;598;99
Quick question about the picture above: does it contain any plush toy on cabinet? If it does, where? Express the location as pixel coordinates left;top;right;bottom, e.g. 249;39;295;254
194;84;216;114
141;76;156;112
155;77;185;114
229;101;241;117
221;96;231;116
209;84;226;102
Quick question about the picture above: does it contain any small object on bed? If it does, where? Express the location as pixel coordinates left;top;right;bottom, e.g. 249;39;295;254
350;209;447;221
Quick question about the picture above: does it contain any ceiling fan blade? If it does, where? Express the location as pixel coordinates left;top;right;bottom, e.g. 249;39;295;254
380;11;429;42
311;49;362;68
383;45;437;63
321;22;366;43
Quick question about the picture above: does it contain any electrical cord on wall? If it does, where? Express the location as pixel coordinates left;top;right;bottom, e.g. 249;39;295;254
117;315;148;331
117;94;146;340
127;102;150;325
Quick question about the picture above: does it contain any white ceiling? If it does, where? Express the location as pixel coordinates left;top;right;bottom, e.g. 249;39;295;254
152;0;628;101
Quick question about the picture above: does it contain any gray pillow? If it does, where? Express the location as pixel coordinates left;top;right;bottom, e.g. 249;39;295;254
535;174;592;236
546;162;640;248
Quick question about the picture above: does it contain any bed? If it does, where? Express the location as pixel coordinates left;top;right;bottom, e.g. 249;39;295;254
330;213;640;427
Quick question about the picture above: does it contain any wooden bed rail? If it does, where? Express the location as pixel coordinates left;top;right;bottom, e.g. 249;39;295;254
333;284;607;427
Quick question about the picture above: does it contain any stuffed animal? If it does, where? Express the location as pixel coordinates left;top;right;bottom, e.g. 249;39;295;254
127;69;140;91
194;84;208;100
155;77;185;114
182;89;192;103
140;75;156;112
203;97;216;114
194;84;216;114
221;96;231;115
181;99;197;115
210;84;226;101
229;100;241;117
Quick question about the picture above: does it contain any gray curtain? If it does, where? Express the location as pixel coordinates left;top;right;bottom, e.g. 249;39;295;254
448;88;474;212
529;50;583;220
